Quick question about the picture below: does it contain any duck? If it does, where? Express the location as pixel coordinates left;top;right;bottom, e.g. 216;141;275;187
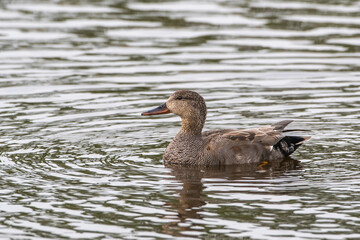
142;90;310;166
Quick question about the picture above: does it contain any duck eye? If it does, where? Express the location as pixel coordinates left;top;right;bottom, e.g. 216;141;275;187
176;96;183;100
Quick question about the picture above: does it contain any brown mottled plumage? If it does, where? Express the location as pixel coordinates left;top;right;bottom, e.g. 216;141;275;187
142;90;310;166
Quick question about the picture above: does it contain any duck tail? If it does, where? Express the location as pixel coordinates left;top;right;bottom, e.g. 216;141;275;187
274;136;311;156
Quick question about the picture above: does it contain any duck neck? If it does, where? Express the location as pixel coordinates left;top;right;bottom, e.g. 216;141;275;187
179;115;205;137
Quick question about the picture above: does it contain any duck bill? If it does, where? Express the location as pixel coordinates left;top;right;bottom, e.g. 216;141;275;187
141;103;170;116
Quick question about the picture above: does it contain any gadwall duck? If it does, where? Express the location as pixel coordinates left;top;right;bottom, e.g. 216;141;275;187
142;90;310;166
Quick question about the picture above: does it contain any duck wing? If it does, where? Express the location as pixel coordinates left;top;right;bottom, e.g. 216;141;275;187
202;129;233;138
222;120;294;146
202;120;291;146
203;120;310;163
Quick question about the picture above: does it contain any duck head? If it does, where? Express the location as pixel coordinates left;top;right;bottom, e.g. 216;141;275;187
142;90;206;117
142;90;207;134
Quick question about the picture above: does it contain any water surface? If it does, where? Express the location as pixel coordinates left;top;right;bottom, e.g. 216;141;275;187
0;0;360;239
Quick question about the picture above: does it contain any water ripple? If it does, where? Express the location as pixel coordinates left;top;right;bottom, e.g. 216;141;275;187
0;0;359;239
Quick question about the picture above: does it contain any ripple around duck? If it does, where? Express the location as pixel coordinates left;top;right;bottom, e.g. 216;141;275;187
0;0;360;239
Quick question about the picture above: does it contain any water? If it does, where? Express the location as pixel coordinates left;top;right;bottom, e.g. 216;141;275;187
0;0;360;239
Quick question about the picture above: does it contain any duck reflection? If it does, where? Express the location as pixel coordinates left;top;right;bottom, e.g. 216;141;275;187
161;157;301;236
